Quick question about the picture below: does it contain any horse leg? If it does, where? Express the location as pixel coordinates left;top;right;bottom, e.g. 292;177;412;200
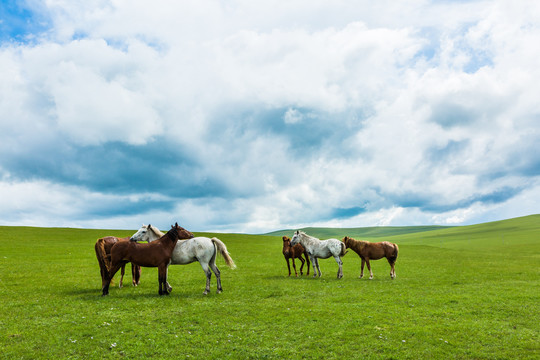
210;261;222;293
158;266;170;295
165;264;172;293
315;258;322;277
305;253;310;276
310;256;318;277
292;257;298;277
335;256;343;279
360;258;365;279
102;262;125;296
131;263;141;286
298;255;305;276
119;264;125;288
366;259;373;279
200;262;212;295
388;258;396;279
286;257;292;276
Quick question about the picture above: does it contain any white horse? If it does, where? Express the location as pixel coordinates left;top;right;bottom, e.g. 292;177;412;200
290;230;347;278
130;224;236;295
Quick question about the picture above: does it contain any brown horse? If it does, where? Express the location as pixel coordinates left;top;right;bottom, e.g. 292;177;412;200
342;236;399;279
102;223;194;296
95;236;141;288
282;236;310;277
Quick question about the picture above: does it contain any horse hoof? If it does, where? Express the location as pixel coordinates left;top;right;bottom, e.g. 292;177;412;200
217;290;222;294
203;291;209;295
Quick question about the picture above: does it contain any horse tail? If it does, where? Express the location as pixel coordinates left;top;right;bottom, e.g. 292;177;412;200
388;243;399;264
211;238;237;269
95;238;110;281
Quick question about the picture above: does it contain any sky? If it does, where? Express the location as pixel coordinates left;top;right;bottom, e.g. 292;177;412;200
0;0;539;233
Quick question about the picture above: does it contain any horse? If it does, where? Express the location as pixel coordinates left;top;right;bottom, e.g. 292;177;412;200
290;231;347;279
95;235;142;288
342;236;399;279
102;223;194;296
282;236;310;277
130;224;236;295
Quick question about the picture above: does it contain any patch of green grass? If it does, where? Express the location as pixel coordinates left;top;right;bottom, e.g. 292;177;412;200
0;216;539;359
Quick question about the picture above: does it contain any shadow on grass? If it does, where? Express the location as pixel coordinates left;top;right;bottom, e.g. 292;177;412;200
65;286;222;301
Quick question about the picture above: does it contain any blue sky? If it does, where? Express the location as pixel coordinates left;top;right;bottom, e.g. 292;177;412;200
0;0;539;232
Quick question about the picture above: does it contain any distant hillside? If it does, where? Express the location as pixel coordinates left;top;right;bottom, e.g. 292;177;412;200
264;225;453;239
393;214;540;249
264;214;540;241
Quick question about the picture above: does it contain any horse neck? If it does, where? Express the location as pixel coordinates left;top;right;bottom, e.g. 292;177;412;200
148;226;165;242
299;233;317;248
158;230;179;250
352;238;368;253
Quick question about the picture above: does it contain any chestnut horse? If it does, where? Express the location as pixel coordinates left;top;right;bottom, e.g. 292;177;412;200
95;235;141;288
282;236;310;277
342;236;398;279
102;223;194;296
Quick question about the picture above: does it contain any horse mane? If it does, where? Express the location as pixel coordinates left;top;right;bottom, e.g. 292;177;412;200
297;231;318;242
148;224;164;237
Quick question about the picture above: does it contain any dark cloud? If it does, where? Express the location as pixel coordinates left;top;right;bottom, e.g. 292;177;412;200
330;206;367;219
383;186;524;213
0;138;227;198
429;102;476;128
426;139;470;164
211;105;366;159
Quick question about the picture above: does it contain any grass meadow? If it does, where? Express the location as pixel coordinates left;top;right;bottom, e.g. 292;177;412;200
1;215;539;359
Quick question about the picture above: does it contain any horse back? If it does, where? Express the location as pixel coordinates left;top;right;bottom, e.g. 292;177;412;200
170;237;207;265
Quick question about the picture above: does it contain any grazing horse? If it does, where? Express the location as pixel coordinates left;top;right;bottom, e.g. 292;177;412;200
130;224;236;295
95;235;142;288
290;231;347;279
342;236;399;279
282;236;310;277
102;223;194;296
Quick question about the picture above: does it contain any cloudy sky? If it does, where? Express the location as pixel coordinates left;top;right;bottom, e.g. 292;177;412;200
0;0;539;233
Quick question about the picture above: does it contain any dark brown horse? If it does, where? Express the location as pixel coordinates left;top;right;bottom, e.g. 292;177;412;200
102;223;194;296
342;236;399;279
282;236;310;277
95;236;141;288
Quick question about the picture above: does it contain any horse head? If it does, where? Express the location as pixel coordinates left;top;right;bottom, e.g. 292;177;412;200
290;230;301;246
342;236;351;249
130;224;150;242
171;222;194;240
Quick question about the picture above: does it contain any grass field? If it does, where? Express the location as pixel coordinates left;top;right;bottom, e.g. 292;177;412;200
1;215;539;359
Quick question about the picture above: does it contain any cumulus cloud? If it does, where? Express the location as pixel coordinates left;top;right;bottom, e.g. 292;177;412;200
0;0;538;232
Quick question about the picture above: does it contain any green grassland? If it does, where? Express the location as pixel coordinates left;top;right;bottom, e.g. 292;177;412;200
0;215;539;359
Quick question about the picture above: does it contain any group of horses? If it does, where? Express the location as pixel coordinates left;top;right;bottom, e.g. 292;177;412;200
282;231;399;280
95;224;399;297
95;222;236;296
